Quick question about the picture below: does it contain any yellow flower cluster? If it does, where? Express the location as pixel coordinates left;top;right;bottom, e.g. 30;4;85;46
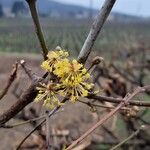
55;59;93;102
35;48;94;109
35;82;63;109
41;50;68;72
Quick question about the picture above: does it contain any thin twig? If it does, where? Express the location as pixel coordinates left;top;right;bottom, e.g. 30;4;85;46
102;125;119;141
20;59;41;82
110;125;145;150
26;0;48;60
111;63;139;85
0;82;38;127
20;60;33;80
16;98;68;150
3;115;46;128
138;48;146;86
88;93;150;107
91;140;147;146
79;100;130;111
46;111;51;150
3;109;64;128
0;63;18;101
66;87;147;149
16;109;58;150
78;0;116;64
0;72;48;127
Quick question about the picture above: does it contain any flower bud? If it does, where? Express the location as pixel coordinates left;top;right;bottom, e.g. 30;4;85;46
92;56;104;65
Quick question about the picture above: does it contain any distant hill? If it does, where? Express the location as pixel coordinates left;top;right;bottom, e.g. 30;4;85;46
0;0;97;18
0;0;146;21
37;0;97;16
0;0;13;7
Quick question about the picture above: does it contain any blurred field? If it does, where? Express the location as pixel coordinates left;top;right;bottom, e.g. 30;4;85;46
0;18;150;58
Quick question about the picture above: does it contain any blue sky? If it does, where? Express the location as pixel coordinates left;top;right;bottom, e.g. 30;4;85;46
54;0;150;17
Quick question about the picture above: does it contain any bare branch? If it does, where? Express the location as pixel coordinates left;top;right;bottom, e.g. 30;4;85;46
19;60;40;82
20;60;33;80
3;115;46;128
16;98;68;150
66;86;147;149
46;111;51;150
91;140;147;146
110;125;145;150
0;62;18;101
88;92;150;107
26;0;48;60
78;0;116;64
0;82;38;126
0;68;49;127
111;63;139;85
79;100;130;111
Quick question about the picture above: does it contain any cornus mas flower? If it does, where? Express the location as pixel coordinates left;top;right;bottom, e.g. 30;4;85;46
41;50;69;72
35;49;95;109
53;58;70;78
54;59;88;78
55;59;94;102
35;82;63;109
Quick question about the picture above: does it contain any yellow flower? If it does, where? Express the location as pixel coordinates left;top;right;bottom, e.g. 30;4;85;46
54;59;89;79
36;49;95;108
57;81;93;102
47;50;68;60
41;60;51;71
59;78;93;102
41;50;69;72
53;58;70;78
55;59;93;102
35;82;63;109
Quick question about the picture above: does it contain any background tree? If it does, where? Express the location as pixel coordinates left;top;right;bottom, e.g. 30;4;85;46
0;4;4;17
11;1;27;17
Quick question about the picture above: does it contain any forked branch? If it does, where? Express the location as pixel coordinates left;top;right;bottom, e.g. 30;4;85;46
66;86;149;149
0;62;18;101
0;82;38;127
